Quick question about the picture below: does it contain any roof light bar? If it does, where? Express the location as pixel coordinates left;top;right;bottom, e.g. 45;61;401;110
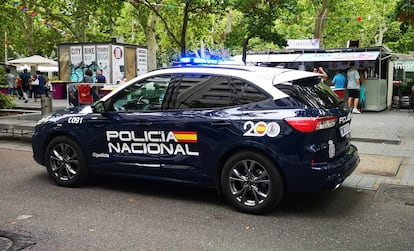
179;57;221;65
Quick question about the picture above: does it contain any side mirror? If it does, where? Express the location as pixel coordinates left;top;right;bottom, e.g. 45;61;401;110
92;100;105;114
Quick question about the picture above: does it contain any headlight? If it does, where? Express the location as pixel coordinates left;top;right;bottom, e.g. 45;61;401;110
36;115;51;125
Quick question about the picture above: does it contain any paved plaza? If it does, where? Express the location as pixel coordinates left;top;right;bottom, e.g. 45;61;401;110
1;97;414;191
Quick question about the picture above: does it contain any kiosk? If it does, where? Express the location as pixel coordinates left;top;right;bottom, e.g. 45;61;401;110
234;46;392;111
57;41;148;84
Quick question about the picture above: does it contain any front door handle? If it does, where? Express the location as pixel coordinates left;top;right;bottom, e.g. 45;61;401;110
210;121;232;126
136;122;153;126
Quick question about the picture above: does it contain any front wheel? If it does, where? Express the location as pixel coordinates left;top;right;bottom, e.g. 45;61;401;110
45;136;88;187
221;152;284;214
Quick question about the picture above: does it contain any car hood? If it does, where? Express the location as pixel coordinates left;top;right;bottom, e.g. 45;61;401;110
37;105;93;123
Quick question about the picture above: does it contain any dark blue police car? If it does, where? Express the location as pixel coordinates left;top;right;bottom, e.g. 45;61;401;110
32;63;359;214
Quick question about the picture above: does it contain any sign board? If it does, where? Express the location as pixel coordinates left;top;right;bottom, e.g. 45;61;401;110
112;45;125;83
58;42;147;83
295;51;380;62
286;39;320;49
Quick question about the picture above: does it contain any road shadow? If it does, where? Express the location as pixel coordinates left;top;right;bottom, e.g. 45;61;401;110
81;175;375;217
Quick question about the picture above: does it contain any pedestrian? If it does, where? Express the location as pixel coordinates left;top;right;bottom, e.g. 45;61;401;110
358;69;366;113
95;69;106;83
68;84;78;107
36;71;46;99
346;62;361;114
5;68;15;95
83;68;98;102
93;69;106;102
15;76;24;99
83;69;94;83
30;75;40;102
19;69;30;103
44;77;52;97
312;66;328;83
331;69;347;89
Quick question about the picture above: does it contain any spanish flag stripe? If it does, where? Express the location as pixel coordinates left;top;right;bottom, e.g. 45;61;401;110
174;131;197;143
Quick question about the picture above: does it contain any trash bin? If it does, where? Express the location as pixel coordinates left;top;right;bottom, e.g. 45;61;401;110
52;82;66;99
41;96;53;115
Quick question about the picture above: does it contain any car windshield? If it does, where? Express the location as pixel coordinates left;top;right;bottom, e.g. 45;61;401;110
107;76;170;112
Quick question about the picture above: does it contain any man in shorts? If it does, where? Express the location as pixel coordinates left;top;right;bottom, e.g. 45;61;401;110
347;62;361;114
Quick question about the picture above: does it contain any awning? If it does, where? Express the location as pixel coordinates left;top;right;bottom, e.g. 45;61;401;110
295;51;380;62
232;54;301;63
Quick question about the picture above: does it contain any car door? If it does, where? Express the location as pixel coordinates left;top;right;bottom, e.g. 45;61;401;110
157;73;247;186
85;75;172;176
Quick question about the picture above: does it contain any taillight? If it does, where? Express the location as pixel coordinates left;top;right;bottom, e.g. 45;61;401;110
284;116;336;133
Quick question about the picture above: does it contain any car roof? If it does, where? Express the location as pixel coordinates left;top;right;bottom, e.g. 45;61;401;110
101;65;322;101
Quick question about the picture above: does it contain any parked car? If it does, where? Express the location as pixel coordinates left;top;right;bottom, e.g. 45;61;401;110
32;61;359;214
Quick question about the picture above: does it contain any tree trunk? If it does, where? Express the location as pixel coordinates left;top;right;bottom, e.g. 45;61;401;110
313;0;328;47
137;9;159;71
242;37;250;65
143;25;158;71
180;3;190;57
374;25;388;46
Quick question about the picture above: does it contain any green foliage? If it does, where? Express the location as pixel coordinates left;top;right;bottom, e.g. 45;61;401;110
395;0;414;24
0;93;14;109
226;0;295;61
0;67;6;85
0;0;413;68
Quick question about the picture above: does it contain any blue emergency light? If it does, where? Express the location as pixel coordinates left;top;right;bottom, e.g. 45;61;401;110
178;57;221;65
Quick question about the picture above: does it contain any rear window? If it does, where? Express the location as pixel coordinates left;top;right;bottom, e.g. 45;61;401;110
275;77;343;109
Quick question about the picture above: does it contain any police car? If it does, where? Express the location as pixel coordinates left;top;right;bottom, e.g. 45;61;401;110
32;60;359;214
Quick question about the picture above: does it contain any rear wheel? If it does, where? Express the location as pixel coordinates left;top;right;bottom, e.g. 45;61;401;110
221;151;284;214
45;136;88;187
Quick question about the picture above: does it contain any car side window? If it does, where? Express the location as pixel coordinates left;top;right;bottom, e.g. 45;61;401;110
231;77;269;105
175;74;239;109
109;75;171;112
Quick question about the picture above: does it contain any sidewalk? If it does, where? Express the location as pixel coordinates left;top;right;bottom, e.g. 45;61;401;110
342;109;414;190
12;96;69;111
1;97;414;191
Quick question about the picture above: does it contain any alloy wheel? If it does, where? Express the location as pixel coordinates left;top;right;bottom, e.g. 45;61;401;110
228;159;271;207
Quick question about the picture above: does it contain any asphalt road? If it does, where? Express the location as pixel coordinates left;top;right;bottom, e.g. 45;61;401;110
1;149;413;251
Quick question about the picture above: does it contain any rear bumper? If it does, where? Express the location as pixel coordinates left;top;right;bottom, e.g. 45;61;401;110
284;144;360;193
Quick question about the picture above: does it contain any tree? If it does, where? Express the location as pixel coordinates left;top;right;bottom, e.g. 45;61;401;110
395;0;414;24
35;0;124;42
312;0;331;47
2;0;125;61
131;0;229;58
124;2;160;70
227;0;295;64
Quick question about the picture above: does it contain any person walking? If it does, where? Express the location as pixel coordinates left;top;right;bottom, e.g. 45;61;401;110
30;75;40;102
19;69;30;103
5;68;15;95
93;69;106;102
44;77;52;97
36;71;46;99
15;76;24;99
346;62;361;114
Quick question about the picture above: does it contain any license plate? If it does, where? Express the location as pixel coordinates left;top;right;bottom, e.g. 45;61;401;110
339;123;351;137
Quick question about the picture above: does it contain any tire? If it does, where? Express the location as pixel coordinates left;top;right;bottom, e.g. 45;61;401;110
45;136;88;187
221;151;284;214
